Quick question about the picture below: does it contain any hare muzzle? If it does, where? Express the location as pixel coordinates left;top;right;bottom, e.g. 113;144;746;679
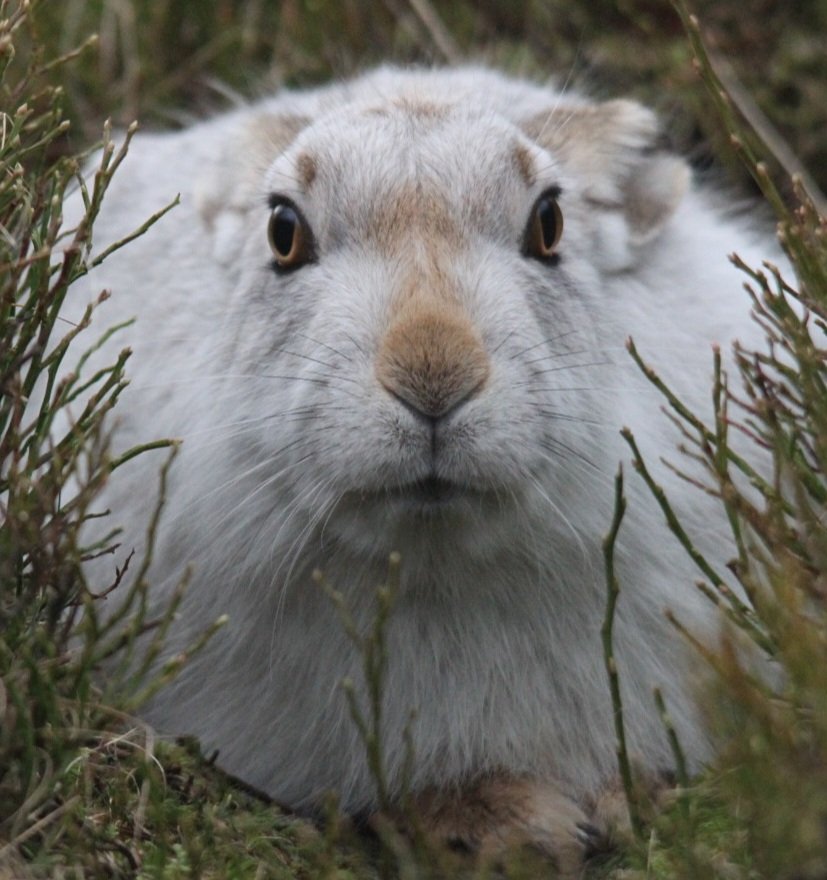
375;301;490;421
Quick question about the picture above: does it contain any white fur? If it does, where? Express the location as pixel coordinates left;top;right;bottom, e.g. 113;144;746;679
67;67;777;813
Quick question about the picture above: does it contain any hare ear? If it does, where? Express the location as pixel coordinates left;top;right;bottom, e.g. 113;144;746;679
523;99;689;245
194;112;309;266
195;113;309;227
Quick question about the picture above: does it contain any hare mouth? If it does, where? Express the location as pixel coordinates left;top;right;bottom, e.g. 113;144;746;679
347;474;499;516
393;476;460;504
378;475;494;511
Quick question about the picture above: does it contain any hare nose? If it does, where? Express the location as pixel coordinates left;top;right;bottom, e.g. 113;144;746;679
375;305;490;419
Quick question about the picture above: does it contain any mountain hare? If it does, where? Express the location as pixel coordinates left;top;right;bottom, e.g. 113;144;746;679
69;66;774;872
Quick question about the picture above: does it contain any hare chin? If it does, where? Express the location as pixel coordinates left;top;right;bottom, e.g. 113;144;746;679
318;481;528;564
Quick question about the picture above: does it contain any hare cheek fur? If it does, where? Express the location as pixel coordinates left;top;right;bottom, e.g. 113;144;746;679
74;67;771;857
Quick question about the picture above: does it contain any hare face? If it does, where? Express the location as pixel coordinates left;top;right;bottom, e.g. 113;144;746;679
217;96;630;564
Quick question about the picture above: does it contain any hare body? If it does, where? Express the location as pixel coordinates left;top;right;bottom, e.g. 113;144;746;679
70;67;772;827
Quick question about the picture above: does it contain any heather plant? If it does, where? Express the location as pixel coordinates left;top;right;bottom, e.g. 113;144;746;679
598;9;827;878
666;16;826;876
0;1;216;872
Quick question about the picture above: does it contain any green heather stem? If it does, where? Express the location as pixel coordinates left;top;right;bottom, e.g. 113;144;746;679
89;194;180;269
621;427;724;591
601;466;643;841
317;554;400;815
653;687;689;790
626;338;784;508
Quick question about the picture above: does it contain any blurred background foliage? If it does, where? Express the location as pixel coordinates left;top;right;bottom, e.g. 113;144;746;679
19;0;827;202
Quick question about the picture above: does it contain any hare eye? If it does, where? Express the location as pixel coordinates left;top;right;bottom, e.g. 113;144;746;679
268;200;313;269
525;190;563;262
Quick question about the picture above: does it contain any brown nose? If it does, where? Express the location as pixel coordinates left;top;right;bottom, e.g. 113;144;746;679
375;305;490;419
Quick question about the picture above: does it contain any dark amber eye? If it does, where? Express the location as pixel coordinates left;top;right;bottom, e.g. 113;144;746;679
525;191;563;261
268;200;312;269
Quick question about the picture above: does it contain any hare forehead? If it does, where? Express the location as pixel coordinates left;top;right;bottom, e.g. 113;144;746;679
289;107;546;249
307;103;536;193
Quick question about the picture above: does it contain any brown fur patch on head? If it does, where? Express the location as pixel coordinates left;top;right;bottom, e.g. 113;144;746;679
392;96;450;120
520;98;688;238
247;113;311;163
522;100;657;159
363;98;449;122
367;183;461;252
376;294;489;418
295;152;317;190
513;143;535;187
196;113;310;227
